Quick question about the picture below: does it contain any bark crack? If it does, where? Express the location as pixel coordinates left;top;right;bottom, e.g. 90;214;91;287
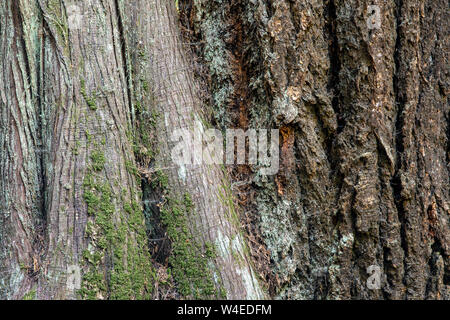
392;0;408;292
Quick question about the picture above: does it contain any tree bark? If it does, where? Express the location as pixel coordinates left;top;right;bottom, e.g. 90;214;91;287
181;0;449;299
1;0;154;299
0;0;43;299
0;0;264;300
0;0;448;300
121;0;264;299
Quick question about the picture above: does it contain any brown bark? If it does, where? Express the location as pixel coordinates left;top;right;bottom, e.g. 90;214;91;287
182;0;449;299
0;0;448;300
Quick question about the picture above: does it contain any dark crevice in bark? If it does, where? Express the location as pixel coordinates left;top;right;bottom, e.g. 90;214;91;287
115;0;168;288
391;0;408;290
265;0;274;18
444;263;450;286
35;24;58;295
447;109;450;170
228;2;276;295
286;0;299;34
116;0;170;296
35;12;48;287
326;0;343;134
446;99;450;177
143;181;170;266
113;0;133;123
325;0;344;213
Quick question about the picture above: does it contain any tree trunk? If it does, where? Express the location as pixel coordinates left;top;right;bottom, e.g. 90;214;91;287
181;0;449;299
0;0;44;299
0;0;448;300
120;0;264;299
1;0;154;299
0;0;263;300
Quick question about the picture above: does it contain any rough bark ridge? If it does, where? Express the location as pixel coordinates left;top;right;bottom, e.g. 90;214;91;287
0;0;44;299
182;0;449;299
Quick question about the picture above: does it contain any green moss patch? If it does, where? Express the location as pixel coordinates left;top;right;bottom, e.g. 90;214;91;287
79;149;154;300
158;192;220;299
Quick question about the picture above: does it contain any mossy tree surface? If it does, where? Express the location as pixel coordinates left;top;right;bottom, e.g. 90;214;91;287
121;0;264;299
0;0;44;299
0;0;153;299
1;0;448;301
